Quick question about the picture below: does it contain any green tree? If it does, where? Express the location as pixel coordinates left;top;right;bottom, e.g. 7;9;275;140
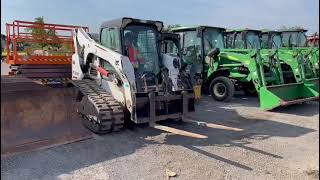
27;16;61;49
163;24;182;32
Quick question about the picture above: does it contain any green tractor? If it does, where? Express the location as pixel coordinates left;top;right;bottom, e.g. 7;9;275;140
225;29;318;109
279;29;319;77
260;30;319;96
170;26;314;110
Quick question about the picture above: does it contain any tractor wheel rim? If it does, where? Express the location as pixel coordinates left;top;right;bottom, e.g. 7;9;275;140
213;82;226;97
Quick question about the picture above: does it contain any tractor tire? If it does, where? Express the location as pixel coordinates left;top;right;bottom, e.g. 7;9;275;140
209;76;234;102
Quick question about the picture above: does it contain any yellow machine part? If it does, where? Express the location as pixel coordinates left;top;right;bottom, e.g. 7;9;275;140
193;85;202;99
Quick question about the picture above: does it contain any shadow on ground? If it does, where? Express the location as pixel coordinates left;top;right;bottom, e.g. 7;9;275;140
1;95;317;179
271;100;319;117
208;92;319;117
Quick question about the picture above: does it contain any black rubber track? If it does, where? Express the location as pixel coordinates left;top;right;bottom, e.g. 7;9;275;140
72;79;125;134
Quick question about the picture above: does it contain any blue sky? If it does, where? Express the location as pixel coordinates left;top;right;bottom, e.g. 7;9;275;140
1;0;319;35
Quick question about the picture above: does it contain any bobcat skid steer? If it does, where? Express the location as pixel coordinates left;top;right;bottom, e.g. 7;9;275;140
72;17;195;134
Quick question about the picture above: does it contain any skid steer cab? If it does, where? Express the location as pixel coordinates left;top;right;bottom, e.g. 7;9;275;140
71;17;194;134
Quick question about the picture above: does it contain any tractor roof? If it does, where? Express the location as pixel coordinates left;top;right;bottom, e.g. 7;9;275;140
226;28;262;33
170;25;225;32
260;29;275;33
100;17;163;31
279;28;307;33
161;32;180;41
260;29;281;34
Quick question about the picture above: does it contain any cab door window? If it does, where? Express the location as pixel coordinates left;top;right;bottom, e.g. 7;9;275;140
260;34;269;49
182;31;201;65
100;28;121;53
162;39;179;57
234;33;245;49
225;34;234;48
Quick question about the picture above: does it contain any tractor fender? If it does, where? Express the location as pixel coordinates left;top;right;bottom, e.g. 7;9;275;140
206;69;231;86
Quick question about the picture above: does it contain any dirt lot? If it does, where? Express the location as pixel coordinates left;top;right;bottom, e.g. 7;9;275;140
1;94;319;180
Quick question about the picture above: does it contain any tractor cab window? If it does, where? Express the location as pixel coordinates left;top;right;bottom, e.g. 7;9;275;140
271;34;282;48
203;28;224;55
225;33;234;48
297;32;307;47
100;28;121;53
162;39;179;57
246;31;261;49
260;34;269;49
123;25;160;75
182;30;201;65
288;32;299;47
282;32;307;48
282;32;291;47
181;30;203;86
234;33;245;49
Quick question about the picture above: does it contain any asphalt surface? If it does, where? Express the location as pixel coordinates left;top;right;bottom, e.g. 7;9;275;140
1;93;319;180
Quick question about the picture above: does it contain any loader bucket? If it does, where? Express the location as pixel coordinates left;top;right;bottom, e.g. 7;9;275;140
304;78;320;93
259;79;319;111
1;76;91;156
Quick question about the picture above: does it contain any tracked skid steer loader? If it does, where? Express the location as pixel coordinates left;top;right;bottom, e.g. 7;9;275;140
71;17;195;134
1;18;195;155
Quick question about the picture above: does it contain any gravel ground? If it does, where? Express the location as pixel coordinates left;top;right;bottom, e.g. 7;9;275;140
1;61;10;75
1;94;319;180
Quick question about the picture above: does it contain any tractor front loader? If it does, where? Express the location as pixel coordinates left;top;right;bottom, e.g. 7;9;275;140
71;17;195;134
259;30;319;106
170;26;317;110
224;29;318;110
279;29;319;78
169;26;268;108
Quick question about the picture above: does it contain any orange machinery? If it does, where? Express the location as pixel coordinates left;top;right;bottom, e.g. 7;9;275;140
5;20;89;84
307;33;319;47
